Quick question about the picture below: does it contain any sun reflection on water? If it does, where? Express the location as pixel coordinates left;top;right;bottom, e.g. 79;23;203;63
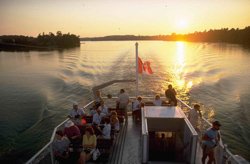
172;42;194;96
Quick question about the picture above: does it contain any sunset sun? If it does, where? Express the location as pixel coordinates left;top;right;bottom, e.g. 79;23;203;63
176;19;188;29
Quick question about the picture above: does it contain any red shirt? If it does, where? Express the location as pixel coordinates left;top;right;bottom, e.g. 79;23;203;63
64;125;81;139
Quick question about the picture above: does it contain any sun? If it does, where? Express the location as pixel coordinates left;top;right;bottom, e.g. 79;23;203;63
176;19;188;29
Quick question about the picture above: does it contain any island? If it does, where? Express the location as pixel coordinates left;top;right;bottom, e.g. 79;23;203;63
0;31;80;51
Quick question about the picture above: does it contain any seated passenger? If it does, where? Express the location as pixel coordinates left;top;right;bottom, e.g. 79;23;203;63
110;111;120;132
165;84;177;106
52;130;70;164
101;117;111;139
92;109;106;125
78;126;97;164
89;107;97;116
153;94;162;106
64;120;81;144
132;96;143;121
68;103;86;125
98;100;110;116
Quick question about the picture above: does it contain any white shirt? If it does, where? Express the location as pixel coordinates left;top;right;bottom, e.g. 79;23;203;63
69;108;85;118
102;123;111;139
92;113;105;125
98;105;109;116
114;121;120;131
132;100;141;111
105;99;114;109
117;93;129;108
153;99;162;106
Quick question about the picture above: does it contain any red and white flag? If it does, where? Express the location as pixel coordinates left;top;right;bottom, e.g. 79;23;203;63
138;57;153;75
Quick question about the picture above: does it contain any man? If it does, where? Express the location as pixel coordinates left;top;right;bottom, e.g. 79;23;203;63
94;90;103;107
117;89;129;121
92;109;105;136
64;120;81;144
202;121;221;164
132;96;143;121
165;84;177;106
92;108;106;125
98;100;110;116
52;130;70;164
68;103;85;119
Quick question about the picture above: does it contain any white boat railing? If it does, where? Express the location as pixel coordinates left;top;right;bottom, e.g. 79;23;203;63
25;100;95;164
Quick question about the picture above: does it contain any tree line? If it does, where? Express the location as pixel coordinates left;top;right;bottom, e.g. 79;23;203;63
0;31;80;49
81;26;250;45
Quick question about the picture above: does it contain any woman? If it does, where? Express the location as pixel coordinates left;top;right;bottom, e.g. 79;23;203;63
78;126;97;164
110;111;120;132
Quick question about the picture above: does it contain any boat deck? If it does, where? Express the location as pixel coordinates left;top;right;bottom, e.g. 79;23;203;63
120;115;203;164
121;118;142;164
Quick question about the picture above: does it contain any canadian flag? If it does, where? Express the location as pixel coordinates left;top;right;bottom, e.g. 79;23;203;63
138;57;153;74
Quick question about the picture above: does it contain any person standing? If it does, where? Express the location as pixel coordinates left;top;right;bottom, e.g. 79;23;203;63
132;96;143;121
202;121;221;164
116;89;129;121
188;104;202;130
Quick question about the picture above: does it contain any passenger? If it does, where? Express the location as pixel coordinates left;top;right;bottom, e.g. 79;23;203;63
132;96;143;121
94;90;103;108
105;94;114;109
98;100;110;116
89;106;97;116
165;84;177;106
68;103;86;121
202;121;221;164
92;108;106;125
153;94;162;106
110;111;120;132
188;104;202;130
116;89;129;121
78;126;97;164
101;117;111;139
52;130;70;164
64;120;81;144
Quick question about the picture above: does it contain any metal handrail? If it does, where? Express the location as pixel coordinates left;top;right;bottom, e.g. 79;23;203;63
177;98;244;164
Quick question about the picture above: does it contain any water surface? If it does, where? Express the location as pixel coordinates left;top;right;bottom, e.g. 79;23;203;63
0;41;250;162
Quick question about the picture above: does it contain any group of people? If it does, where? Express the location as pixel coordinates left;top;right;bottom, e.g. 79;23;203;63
53;85;222;164
52;90;124;163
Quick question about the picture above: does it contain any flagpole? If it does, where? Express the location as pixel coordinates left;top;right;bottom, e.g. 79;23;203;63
135;42;139;97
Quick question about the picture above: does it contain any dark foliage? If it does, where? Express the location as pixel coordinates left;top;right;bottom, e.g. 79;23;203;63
81;26;250;46
0;31;80;50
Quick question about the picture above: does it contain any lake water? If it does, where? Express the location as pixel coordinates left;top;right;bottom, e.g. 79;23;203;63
0;41;250;162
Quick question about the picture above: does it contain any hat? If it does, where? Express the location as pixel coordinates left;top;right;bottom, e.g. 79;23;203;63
212;121;221;126
65;120;74;128
73;102;78;106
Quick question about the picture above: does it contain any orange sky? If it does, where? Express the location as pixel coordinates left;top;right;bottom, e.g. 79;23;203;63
0;0;250;37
